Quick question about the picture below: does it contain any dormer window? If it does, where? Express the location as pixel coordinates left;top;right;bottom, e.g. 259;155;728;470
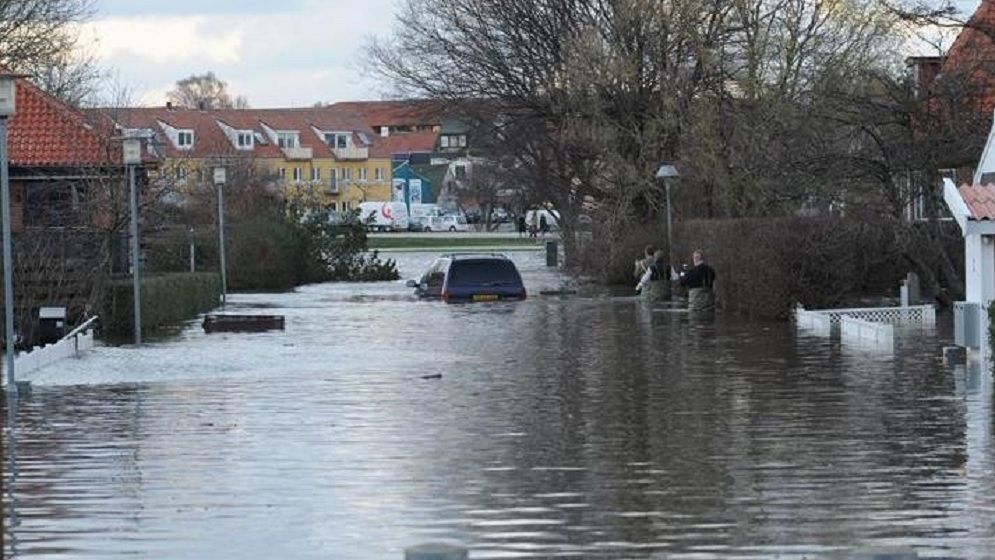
440;134;466;149
324;132;350;149
177;130;194;148
236;131;253;149
277;131;298;148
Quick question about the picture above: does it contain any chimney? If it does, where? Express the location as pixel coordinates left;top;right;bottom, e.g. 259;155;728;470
198;100;206;111
166;101;173;110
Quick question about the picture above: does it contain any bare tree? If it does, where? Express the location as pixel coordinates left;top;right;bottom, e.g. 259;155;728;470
0;0;103;105
167;72;249;110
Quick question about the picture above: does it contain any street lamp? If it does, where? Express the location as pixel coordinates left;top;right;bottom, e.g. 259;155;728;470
123;136;143;345
1;71;28;395
655;163;680;263
214;167;227;307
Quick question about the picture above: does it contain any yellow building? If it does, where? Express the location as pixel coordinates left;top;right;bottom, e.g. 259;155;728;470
110;106;393;212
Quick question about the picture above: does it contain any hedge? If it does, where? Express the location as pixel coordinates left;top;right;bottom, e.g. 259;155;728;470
102;273;221;338
575;216;962;319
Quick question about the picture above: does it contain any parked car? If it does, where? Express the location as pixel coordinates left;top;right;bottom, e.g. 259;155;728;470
490;207;510;223
422;214;470;232
406;253;527;302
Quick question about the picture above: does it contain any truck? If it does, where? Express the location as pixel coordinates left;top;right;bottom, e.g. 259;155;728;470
358;201;410;232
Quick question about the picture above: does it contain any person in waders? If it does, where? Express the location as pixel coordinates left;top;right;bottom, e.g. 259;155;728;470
678;249;716;312
636;249;672;301
633;245;656;281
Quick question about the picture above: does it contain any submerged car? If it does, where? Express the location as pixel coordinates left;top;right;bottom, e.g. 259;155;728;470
407;253;527;302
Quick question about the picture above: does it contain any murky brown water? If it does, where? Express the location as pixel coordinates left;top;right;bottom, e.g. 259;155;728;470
3;251;994;559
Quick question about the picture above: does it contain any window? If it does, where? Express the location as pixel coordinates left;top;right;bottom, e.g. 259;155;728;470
236;131;253;148
311;167;321;181
177;130;194;148
359;167;368;181
458;135;467;147
440;136;450;148
375;167;384;181
278;168;286;180
324;133;349;149
293;167;302;182
339;168;352;181
342;201;350;211
277;132;298;148
329;202;338;211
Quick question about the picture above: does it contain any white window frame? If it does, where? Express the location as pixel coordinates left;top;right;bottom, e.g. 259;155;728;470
311;167;321;181
339;168;352;181
458;135;467;147
440;135;450;148
330;202;338;211
293;167;302;182
278;168;286;180
177;130;194;149
375;167;384;181
277;131;298;149
359;167;368;181
236;131;253;149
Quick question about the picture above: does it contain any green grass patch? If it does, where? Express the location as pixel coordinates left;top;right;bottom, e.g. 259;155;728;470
367;236;543;250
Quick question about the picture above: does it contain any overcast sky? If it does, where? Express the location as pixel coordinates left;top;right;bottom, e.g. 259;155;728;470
85;0;399;108
85;0;983;109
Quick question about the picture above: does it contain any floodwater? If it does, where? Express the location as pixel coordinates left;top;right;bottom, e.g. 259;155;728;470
3;251;994;559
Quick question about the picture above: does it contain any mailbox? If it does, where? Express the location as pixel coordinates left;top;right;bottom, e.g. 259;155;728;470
38;306;67;345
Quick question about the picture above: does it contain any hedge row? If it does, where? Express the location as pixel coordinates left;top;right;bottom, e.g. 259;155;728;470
575;216;962;319
102;273;221;338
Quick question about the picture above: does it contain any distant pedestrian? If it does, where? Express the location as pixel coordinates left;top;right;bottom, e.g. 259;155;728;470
517;215;527;238
528;211;539;239
636;249;672;301
678;249;716;312
633;244;656;280
539;214;549;237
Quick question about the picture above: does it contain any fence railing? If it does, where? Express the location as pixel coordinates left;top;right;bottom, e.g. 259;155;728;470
9;316;98;376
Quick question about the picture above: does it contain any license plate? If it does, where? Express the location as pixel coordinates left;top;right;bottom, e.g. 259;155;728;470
473;294;499;301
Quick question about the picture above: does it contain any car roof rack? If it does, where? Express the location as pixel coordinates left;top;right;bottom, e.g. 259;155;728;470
439;252;510;259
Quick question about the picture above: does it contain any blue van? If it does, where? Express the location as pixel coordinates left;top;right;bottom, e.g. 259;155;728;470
407;253;527;302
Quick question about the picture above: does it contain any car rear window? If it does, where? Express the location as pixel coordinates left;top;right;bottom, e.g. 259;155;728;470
448;259;521;286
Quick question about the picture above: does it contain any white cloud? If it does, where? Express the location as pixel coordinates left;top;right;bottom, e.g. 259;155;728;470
84;16;244;64
86;1;398;106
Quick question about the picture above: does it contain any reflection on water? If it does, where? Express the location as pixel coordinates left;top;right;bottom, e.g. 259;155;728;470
3;251;994;559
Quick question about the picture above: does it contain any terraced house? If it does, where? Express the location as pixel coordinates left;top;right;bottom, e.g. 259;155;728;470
104;105;394;212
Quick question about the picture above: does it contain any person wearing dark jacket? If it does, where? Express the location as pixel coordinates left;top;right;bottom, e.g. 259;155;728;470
678;249;716;312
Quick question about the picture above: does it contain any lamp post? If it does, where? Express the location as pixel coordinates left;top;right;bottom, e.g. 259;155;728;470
1;72;27;394
214;167;227;307
123;137;142;345
655;163;680;263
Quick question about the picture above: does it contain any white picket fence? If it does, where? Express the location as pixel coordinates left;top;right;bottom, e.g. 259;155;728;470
805;305;936;327
6;317;98;377
841;316;895;352
795;305;933;352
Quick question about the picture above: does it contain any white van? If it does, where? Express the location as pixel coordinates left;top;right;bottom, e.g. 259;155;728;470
410;203;443;220
422;214;470;232
358;201;410;232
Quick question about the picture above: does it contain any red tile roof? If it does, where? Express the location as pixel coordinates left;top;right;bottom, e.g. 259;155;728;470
101;106;381;160
940;0;995;113
6;76;118;167
959;183;995;220
331;100;444;129
369;130;439;158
